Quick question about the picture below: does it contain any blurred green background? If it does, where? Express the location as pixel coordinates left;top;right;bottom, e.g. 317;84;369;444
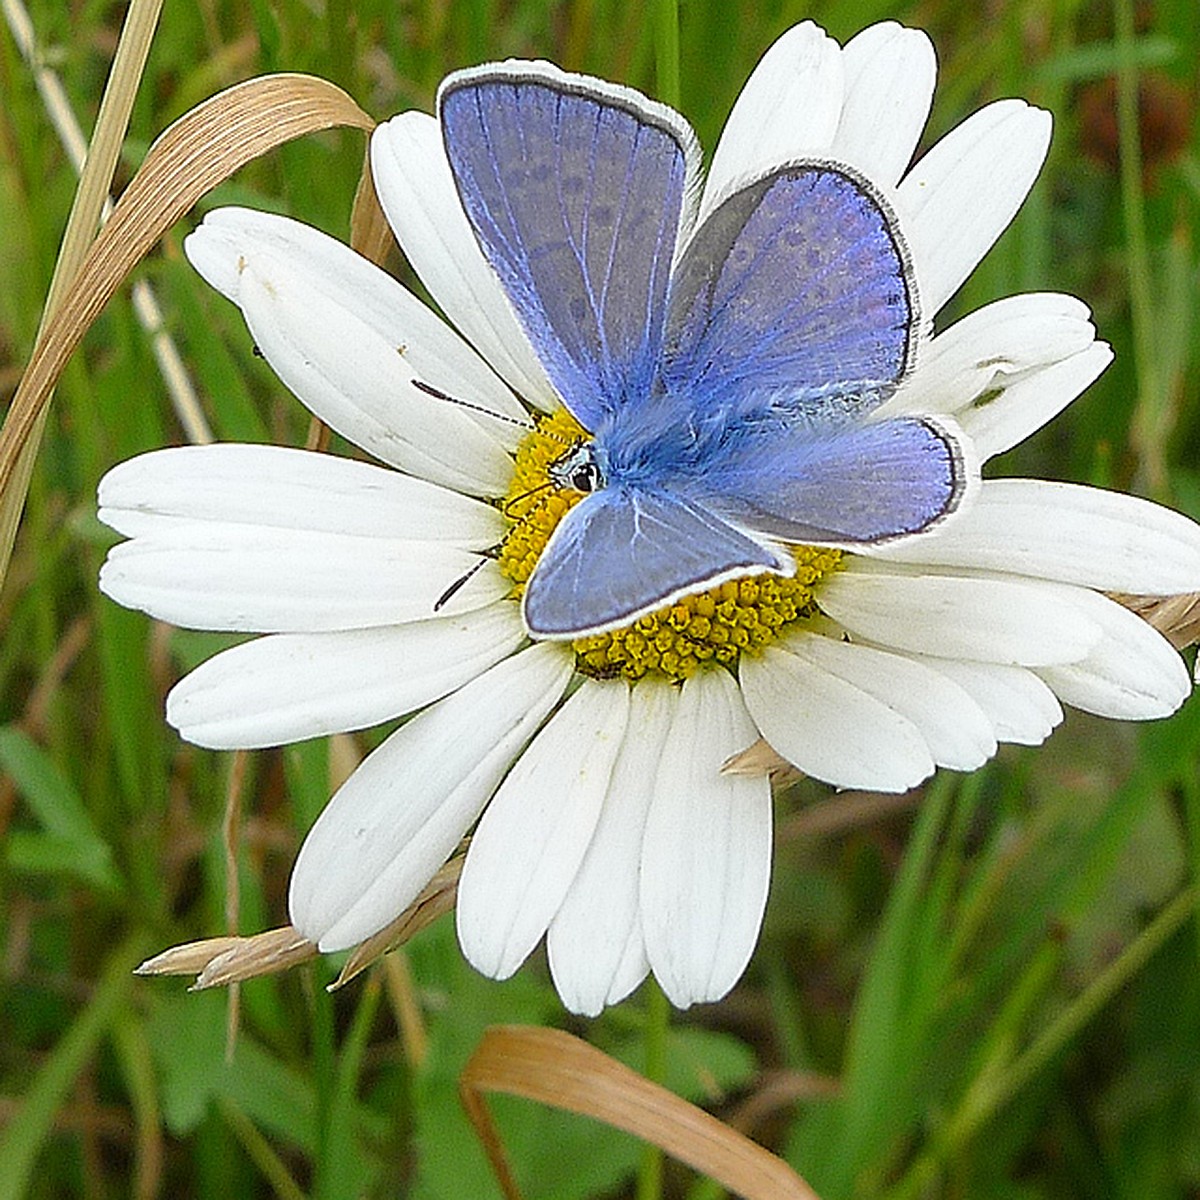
2;0;1200;1197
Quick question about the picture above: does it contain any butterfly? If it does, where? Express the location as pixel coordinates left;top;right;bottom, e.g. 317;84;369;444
438;62;968;640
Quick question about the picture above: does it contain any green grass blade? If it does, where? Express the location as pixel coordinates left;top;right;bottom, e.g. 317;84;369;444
0;933;149;1200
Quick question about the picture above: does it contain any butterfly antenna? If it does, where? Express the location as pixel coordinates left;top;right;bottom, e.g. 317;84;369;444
502;480;556;520
434;556;491;612
411;379;534;429
538;424;579;448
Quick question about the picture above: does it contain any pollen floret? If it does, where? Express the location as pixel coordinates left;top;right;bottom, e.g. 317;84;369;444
496;407;590;586
498;411;843;683
573;552;842;682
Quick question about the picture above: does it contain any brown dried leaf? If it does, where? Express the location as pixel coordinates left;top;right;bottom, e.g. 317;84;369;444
0;72;375;500
138;853;459;995
134;926;317;987
459;1026;822;1200
135;938;247;977
1112;590;1200;649
331;855;462;990
721;737;803;786
349;153;397;264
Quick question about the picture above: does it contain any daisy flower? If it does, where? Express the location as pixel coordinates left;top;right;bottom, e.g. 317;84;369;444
98;21;1200;1015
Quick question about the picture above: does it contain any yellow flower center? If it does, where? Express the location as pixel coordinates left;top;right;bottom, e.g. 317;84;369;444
498;409;843;683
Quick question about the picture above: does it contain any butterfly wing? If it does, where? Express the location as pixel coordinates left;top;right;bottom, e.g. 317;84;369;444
662;163;918;425
691;415;968;546
523;486;789;639
439;65;696;432
653;163;967;545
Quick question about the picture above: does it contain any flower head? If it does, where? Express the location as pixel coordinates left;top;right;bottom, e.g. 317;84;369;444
99;21;1200;1014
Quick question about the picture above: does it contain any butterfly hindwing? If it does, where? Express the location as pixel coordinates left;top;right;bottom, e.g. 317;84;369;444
692;415;966;545
662;164;917;424
439;66;695;430
523;486;788;639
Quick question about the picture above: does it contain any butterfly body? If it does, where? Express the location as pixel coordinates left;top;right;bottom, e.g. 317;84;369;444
437;64;971;639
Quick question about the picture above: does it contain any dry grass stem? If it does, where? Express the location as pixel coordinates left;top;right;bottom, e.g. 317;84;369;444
221;751;249;1056
2;0;206;446
781;790;921;841
0;0;164;580
3;0;207;443
726;1069;843;1135
382;952;430;1069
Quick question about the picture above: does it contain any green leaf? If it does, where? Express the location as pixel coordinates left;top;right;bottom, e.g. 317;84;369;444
1035;35;1178;83
409;922;560;1199
0;935;148;1200
0;725;122;891
148;990;316;1147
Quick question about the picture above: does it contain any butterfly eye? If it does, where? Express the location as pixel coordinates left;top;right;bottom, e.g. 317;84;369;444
550;445;604;494
568;461;601;493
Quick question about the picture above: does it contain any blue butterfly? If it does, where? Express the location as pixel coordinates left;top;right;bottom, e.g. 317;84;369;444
438;63;967;639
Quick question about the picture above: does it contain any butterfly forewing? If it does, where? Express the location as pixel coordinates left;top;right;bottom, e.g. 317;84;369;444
439;68;693;431
523;488;788;638
663;165;917;424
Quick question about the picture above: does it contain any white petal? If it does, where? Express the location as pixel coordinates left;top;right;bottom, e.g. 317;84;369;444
831;22;935;186
701;22;844;219
457;678;631;981
783;632;996;771
185;207;528;446
1037;590;1191;720
98;444;504;548
959;342;1113;459
867;478;1200;594
289;642;572;950
897;100;1052;315
371;113;559;412
166;604;525;749
641;670;772;1007
739;644;934;791
603;956;651;1011
227;253;513;495
99;522;508;632
882;293;1098;418
547;683;675;1016
908;655;1063;745
818;562;1102;666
